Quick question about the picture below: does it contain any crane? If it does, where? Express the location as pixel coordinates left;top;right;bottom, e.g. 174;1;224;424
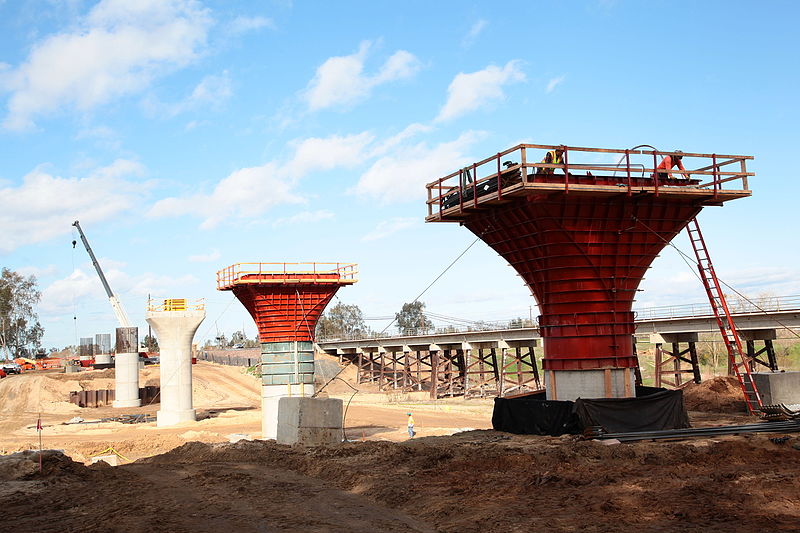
72;220;132;328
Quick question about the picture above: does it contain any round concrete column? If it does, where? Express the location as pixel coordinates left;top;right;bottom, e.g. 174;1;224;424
113;327;141;408
146;305;205;427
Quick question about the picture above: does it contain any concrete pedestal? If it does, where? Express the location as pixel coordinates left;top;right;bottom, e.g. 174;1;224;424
113;352;141;408
262;383;314;440
276;397;343;445
752;371;800;406
545;368;636;401
147;309;205;427
95;353;112;365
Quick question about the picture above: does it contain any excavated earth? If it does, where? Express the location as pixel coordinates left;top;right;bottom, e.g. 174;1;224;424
1;365;799;532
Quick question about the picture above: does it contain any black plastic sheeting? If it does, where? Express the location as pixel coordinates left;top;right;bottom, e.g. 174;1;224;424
492;386;690;436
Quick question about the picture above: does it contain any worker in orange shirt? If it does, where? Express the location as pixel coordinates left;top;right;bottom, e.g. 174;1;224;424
656;150;691;180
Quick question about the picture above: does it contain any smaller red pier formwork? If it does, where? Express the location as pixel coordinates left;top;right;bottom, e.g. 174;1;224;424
216;263;358;343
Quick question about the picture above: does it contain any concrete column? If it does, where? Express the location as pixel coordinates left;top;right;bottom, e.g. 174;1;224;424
113;327;140;408
545;368;636;401
260;340;315;439
146;304;205;427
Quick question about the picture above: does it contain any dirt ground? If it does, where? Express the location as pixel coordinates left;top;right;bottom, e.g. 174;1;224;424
1;362;799;532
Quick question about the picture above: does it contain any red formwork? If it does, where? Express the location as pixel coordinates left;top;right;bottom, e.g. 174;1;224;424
217;263;357;343
425;144;753;372
463;196;700;370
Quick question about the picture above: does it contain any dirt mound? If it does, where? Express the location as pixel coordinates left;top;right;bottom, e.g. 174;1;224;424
0;450;95;481
131;432;800;531
683;376;748;413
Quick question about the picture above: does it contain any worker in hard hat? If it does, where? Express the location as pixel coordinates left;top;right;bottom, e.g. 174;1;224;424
407;412;415;438
656;150;691;180
538;147;565;175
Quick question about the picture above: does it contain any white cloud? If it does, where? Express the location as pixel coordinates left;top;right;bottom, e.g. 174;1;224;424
2;0;212;130
304;41;421;111
188;249;221;263
361;217;417;242
436;60;525;122
228;15;274;34
148;162;304;230
272;210;335;228
462;19;488;48
286;132;374;176
0;159;147;253
149;131;376;229
40;266;197;316
144;71;233;117
353;130;485;204
546;75;565;93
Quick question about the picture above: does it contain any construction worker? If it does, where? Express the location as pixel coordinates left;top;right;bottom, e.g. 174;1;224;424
656;150;691;180
538;147;565;175
407;412;415;438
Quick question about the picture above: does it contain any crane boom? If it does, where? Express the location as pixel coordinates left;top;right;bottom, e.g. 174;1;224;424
72;220;132;328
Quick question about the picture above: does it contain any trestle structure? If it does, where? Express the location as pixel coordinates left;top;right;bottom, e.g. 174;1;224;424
344;341;541;399
217;262;357;439
426;144;753;401
651;333;702;389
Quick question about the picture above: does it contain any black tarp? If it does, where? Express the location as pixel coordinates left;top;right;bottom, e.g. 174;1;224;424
491;387;690;436
574;389;690;433
492;396;582;436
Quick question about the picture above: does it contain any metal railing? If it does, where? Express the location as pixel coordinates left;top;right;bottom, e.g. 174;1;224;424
425;144;754;218
633;294;800;321
217;262;358;289
147;298;205;312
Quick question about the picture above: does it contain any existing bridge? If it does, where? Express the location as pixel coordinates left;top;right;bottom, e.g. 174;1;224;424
316;296;800;398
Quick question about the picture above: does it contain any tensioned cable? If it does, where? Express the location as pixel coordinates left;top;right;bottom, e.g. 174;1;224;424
377;235;483;336
633;216;800;341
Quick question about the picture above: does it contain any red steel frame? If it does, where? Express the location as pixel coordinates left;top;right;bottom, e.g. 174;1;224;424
217;263;357;343
426;144;753;374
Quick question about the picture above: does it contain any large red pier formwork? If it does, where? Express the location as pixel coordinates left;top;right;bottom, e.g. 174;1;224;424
217;262;357;440
426;144;753;400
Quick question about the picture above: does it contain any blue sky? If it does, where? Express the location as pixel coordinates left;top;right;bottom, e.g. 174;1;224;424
1;0;798;349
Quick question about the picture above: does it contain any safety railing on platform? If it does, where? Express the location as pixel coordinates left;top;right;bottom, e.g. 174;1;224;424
425;144;754;218
147;298;205;312
216;262;358;289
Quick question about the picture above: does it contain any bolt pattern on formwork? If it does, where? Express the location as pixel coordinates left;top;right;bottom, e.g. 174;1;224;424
464;197;701;371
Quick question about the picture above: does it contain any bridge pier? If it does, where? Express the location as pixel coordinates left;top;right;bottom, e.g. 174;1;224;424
651;332;702;389
739;329;779;372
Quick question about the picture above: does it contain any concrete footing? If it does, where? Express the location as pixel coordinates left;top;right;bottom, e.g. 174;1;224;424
545;368;636;401
262;383;314;440
276;397;343;445
752;371;800;405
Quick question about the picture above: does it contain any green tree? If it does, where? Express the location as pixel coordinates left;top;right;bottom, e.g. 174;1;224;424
395;301;433;336
316;302;368;339
0;268;43;358
142;334;159;352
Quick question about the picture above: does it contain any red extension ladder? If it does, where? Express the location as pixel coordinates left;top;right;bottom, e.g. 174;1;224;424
686;218;763;414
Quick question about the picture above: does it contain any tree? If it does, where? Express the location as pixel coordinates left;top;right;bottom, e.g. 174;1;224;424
0;268;43;358
142;334;159;352
395;301;433;336
316;302;368;339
